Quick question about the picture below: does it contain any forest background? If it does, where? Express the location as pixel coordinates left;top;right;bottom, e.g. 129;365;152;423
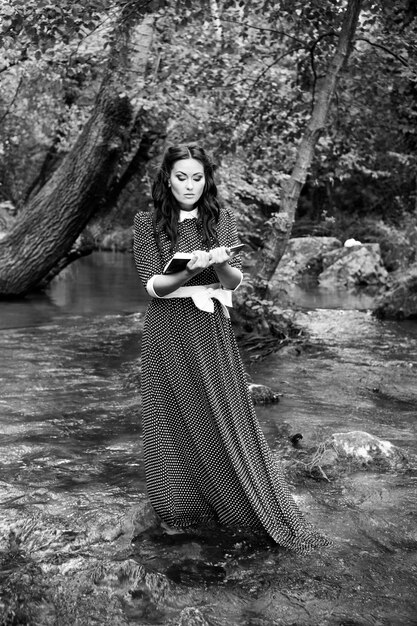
0;0;416;309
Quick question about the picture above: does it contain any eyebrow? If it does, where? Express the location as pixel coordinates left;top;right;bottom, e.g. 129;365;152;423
175;170;204;175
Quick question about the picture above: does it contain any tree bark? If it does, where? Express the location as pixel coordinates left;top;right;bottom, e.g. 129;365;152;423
209;0;223;43
0;11;156;296
251;0;363;298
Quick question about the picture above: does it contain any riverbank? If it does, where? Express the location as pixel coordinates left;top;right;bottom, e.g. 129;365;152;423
1;309;416;625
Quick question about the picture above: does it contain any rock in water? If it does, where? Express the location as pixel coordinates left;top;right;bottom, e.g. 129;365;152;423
331;431;408;469
271;236;342;286
290;433;303;448
319;244;388;287
248;383;281;404
374;263;417;319
130;500;160;536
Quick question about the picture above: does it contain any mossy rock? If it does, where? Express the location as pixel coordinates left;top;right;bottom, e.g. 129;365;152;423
374;264;417;319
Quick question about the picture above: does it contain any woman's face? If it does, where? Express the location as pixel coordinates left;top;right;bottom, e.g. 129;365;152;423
169;158;205;211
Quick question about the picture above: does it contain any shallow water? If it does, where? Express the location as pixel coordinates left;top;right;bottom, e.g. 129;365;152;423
0;251;149;330
284;282;380;311
253;310;417;454
1;253;417;625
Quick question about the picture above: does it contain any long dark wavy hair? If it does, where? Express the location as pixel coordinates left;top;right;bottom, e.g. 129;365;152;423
151;143;221;253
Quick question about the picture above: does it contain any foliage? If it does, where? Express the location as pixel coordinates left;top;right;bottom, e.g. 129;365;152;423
0;0;114;206
296;0;417;228
1;0;417;253
137;0;417;245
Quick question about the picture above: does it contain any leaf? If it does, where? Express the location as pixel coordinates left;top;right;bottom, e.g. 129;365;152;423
1;5;15;16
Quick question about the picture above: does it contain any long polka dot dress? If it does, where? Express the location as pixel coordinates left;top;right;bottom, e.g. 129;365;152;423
133;208;331;553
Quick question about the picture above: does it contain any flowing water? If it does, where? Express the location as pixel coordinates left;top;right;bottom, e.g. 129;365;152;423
0;252;416;625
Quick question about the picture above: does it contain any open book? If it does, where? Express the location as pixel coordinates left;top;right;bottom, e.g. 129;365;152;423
162;243;246;274
163;252;193;275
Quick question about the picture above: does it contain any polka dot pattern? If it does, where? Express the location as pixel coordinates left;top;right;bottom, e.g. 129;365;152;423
133;208;331;553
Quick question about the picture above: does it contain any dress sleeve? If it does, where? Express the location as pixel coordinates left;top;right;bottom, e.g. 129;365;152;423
133;212;164;289
225;208;243;272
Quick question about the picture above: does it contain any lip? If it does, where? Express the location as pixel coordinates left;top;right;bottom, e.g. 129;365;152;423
184;194;195;197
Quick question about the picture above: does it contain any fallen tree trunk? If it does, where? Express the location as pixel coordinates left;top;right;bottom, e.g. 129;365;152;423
0;10;156;296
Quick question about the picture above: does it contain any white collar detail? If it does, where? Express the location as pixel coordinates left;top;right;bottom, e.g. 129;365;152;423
179;208;198;222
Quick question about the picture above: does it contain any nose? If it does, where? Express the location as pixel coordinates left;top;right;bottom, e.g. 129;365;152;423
186;179;193;189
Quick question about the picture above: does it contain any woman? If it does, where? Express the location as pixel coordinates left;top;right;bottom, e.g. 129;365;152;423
133;143;330;553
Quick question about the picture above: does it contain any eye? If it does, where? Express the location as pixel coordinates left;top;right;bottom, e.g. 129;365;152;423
177;175;186;181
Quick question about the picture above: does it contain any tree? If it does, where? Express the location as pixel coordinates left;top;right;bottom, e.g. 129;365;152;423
0;1;157;296
293;0;417;238
251;0;363;298
1;0;415;301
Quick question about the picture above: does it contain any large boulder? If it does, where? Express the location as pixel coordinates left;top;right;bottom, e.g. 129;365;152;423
319;243;388;287
272;236;342;285
374;263;417;319
306;431;409;479
331;431;407;466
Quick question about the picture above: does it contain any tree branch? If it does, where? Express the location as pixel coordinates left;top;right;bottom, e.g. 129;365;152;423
0;51;29;74
356;37;410;68
0;76;24;125
219;17;307;46
237;46;305;119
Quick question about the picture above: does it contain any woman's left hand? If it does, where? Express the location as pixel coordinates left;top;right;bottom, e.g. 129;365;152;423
208;246;231;267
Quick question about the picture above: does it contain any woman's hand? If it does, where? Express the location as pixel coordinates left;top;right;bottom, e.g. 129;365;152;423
186;250;212;273
207;246;231;267
152;247;236;297
209;245;242;290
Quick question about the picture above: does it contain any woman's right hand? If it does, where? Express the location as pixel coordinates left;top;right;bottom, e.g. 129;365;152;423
186;250;212;274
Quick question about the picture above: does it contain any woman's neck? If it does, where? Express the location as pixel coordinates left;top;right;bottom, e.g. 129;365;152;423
179;207;198;222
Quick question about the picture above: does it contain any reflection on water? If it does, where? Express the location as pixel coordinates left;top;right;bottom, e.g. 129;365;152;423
284;280;380;311
287;284;377;310
0;252;149;330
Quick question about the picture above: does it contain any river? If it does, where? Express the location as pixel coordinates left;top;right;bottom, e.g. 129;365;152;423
0;251;416;625
0;251;149;330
